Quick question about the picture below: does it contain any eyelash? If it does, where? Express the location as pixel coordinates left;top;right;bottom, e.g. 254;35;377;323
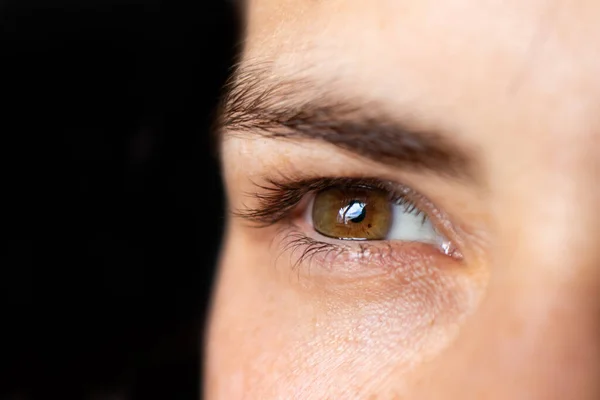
237;177;427;226
234;176;456;270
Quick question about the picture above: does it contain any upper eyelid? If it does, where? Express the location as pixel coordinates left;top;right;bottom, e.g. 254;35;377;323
235;176;429;226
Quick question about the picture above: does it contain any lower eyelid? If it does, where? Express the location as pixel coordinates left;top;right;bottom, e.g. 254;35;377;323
274;224;461;279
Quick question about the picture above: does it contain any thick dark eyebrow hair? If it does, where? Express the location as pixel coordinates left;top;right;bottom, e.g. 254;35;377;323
217;62;477;182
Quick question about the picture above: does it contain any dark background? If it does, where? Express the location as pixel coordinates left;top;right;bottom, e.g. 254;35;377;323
2;1;239;398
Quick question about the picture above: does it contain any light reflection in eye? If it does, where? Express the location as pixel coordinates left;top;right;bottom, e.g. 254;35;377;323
337;201;367;224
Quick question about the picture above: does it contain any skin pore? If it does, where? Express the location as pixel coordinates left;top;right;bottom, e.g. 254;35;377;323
206;0;600;398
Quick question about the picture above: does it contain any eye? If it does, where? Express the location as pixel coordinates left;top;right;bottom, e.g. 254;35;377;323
311;186;453;252
235;176;459;258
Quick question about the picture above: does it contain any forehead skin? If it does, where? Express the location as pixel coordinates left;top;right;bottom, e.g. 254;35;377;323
245;0;600;151
209;0;600;398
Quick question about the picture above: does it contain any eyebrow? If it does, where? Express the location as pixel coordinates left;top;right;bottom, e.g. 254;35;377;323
218;62;476;182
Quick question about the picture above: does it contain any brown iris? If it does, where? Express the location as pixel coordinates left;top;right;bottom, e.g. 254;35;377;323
312;187;392;240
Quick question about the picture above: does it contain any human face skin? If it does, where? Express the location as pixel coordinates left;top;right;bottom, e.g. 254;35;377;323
206;0;600;398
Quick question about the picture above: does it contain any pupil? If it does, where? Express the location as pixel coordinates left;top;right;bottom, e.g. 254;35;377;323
339;200;366;224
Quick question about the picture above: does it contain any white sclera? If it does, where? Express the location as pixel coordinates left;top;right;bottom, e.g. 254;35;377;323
387;205;452;254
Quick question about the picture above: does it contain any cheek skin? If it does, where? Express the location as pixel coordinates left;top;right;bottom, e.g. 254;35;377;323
206;222;482;399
